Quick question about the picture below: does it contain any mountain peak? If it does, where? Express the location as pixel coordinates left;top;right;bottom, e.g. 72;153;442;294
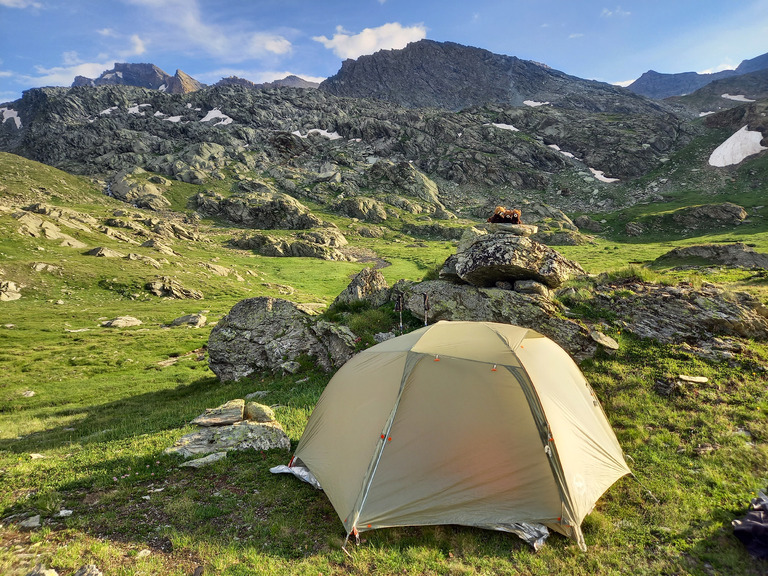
72;63;205;94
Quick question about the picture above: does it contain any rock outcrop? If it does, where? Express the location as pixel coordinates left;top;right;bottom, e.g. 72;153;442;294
332;267;391;308
450;226;585;288
208;297;357;381
656;243;768;268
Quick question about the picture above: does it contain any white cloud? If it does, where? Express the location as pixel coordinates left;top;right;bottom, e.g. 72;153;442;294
126;34;146;56
0;0;42;8
25;61;113;86
122;0;292;61
601;6;631;17
98;28;116;37
313;22;427;59
568;33;585;39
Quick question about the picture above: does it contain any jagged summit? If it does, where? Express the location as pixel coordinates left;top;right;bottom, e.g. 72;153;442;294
72;63;205;94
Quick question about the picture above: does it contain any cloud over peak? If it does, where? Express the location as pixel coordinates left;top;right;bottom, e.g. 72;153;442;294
313;22;427;60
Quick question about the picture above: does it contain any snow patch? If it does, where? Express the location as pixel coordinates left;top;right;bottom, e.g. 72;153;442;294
292;129;342;140
99;106;118;116
589;168;620;183
159;84;167;92
548;144;577;159
487;123;519;132
709;125;767;167
128;103;151;115
721;93;755;102
154;111;166;117
164;116;183;123
524;100;550;107
0;108;21;129
200;108;233;126
699;111;716;117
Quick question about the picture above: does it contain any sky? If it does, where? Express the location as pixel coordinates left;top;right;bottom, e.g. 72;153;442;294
1;0;768;104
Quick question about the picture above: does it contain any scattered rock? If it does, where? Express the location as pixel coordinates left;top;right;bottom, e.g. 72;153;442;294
0;280;22;301
590;330;619;350
625;222;644;236
513;279;551;297
171;314;207;328
86;247;125;258
179;452;227;468
146;276;203;299
20;515;41;529
25;565;59;576
72;565;102;576
101;316;142;328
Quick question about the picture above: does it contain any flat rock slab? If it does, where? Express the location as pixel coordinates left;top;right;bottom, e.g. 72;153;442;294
179;452;227;468
164;421;290;458
191;399;244;426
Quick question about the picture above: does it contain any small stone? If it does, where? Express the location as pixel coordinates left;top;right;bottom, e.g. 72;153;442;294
244;402;275;423
245;391;269;400
25;564;59;576
137;549;151;558
72;565;102;576
178;452;227;468
58;509;73;517
20;515;41;529
678;375;708;384
279;361;301;374
21;390;35;397
590;330;619;350
101;316;142;328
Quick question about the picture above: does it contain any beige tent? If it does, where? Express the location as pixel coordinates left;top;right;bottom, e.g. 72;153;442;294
283;321;630;550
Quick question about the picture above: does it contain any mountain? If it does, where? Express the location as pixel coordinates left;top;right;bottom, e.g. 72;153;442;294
669;68;768;115
72;63;206;94
319;39;673;116
215;75;319;90
627;51;768;99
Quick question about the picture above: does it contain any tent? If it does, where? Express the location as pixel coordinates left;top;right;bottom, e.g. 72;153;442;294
277;321;631;550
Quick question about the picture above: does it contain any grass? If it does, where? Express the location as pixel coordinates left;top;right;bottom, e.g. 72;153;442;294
1;150;768;575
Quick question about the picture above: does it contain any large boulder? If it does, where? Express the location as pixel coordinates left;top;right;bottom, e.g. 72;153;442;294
333;267;391;308
334;197;388;222
208;297;357;381
454;230;585;288
146;276;203;299
390;279;596;361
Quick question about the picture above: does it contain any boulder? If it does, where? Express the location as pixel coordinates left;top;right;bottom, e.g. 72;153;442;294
208;297;357;380
454;233;585;288
164;421;290;458
146;276;203;299
390;279;596;361
232;233;354;261
332;267;391;308
573;215;603;232
655;243;768;269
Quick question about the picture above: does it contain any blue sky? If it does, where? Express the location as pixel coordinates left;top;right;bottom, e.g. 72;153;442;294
2;0;768;103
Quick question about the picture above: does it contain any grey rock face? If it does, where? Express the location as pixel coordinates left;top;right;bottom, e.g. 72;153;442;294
208;297;357;381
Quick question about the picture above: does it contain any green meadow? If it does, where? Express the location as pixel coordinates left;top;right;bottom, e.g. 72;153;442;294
1;151;767;575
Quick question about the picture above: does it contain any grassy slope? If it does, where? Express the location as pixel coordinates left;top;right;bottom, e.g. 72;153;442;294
0;149;767;575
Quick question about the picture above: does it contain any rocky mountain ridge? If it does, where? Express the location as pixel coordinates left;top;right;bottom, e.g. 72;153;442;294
73;63;206;94
319;39;676;116
627;51;768;99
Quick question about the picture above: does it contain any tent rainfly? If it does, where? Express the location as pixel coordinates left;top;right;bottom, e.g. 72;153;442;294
273;321;631;550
